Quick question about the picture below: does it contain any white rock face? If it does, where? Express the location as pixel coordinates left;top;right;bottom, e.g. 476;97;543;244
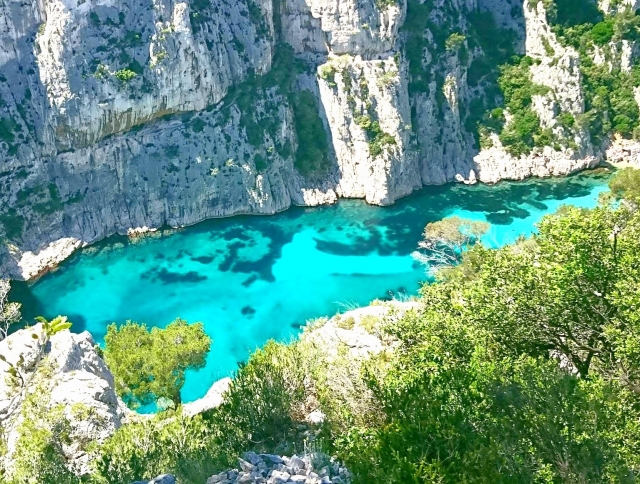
474;134;600;184
15;236;83;280
600;0;640;14
182;377;232;417
303;300;421;358
525;2;584;116
281;0;405;55
34;0;273;150
473;0;599;183
317;55;421;204
605;137;640;166
414;52;478;185
0;325;129;477
2;0;639;278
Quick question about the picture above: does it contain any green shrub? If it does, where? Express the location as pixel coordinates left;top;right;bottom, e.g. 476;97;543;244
291;91;331;176
480;56;551;156
557;112;575;129
0;209;24;240
329;205;640;482
254;153;267;171
609;166;640;203
190;118;207;133
336;316;355;330
445;32;466;51
591;19;615;45
355;115;396;158
114;69;137;82
319;64;337;87
92;413;221;484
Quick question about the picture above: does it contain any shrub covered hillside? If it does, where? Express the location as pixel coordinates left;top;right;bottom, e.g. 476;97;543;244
4;171;640;483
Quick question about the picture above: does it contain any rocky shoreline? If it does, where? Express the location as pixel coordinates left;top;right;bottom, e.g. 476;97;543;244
6;157;622;284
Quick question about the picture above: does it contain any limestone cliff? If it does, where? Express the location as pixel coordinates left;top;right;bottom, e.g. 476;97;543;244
1;0;640;278
0;324;129;477
473;0;600;182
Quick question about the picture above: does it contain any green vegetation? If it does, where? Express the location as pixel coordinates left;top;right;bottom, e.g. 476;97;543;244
402;0;438;95
0;117;20;155
0;182;78;241
480;56;552;156
374;0;397;10
445;32;466;51
114;69;137;82
220;45;331;175
188;0;211;33
328;191;640;481
9;171;640;483
545;1;640;143
94;340;313;483
88;187;640;483
291;91;331;176
221;45;297;164
354;114;396;157
591;18;616;45
609;166;640;203
464;11;519;147
417;216;490;269
104;319;211;408
0;279;21;341
9;386;78;484
0;209;24;240
319;64;337;87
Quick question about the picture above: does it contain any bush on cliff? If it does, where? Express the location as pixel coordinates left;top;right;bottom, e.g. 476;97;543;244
93;340;317;483
609;166;640;203
104;319;211;408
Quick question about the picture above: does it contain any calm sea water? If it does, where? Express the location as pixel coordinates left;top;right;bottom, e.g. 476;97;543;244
15;172;611;405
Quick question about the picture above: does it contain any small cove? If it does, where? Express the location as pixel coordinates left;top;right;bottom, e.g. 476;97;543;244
15;171;612;406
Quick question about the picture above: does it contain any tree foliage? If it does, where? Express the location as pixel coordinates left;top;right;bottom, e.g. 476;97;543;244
104;319;211;408
609;167;640;204
326;203;640;482
415;216;490;272
17;190;640;484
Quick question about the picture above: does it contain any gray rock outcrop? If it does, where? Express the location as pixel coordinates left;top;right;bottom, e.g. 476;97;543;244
206;452;350;484
138;451;350;484
0;324;129;477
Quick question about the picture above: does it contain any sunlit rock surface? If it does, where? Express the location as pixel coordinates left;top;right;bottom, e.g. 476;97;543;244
1;0;638;278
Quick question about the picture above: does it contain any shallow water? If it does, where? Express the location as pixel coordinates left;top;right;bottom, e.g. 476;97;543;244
17;172;611;406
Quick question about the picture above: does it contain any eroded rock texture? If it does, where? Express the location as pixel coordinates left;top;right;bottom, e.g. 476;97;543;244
0;0;638;278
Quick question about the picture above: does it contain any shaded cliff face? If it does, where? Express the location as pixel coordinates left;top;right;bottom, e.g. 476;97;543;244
0;0;639;278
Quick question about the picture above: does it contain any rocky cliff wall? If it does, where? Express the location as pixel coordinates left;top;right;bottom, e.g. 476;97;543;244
1;0;640;279
473;0;600;183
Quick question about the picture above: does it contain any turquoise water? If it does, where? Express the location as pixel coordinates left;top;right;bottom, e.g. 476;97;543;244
17;172;610;405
